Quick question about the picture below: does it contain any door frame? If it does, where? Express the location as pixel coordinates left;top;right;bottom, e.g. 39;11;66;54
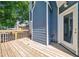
58;3;78;55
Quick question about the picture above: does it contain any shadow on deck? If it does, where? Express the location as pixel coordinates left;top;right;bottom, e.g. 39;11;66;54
50;42;76;57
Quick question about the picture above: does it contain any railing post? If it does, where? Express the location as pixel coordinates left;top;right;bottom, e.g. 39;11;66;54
0;30;27;42
15;31;17;40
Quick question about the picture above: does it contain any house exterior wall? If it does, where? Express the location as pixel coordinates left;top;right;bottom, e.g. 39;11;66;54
30;1;79;56
48;2;57;43
33;1;47;45
30;1;58;45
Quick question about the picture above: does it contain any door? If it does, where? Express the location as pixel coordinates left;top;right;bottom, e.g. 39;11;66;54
58;3;78;55
64;13;73;44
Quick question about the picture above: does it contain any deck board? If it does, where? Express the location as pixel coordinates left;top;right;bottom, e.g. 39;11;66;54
8;41;22;57
0;38;75;57
4;42;16;57
20;38;74;57
1;43;8;57
17;41;47;57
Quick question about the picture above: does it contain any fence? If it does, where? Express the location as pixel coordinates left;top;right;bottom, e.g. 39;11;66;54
0;30;29;43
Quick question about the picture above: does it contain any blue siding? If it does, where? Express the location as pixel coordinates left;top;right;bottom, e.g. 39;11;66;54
48;2;58;43
32;1;57;45
33;1;47;45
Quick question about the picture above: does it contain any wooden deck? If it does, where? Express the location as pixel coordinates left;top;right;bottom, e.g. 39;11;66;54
0;38;75;57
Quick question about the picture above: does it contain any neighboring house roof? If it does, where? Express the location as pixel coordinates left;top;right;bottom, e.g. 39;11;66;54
19;23;26;27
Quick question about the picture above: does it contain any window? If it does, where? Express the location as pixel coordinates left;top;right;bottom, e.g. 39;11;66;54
64;12;73;43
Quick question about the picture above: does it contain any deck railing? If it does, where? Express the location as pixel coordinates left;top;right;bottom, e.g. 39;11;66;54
0;30;29;43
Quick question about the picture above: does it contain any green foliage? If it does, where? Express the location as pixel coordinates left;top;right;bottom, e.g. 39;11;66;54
0;1;29;28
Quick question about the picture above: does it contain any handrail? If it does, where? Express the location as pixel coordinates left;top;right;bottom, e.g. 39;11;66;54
0;29;28;32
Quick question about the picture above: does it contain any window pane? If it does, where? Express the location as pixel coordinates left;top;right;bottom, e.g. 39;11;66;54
64;13;73;43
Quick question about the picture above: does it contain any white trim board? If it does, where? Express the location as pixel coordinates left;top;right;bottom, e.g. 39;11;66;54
46;2;49;46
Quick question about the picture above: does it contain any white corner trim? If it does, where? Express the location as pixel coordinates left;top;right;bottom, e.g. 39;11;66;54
46;2;49;46
31;1;36;41
31;7;33;41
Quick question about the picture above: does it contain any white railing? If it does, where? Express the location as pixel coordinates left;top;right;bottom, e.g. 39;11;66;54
0;30;29;43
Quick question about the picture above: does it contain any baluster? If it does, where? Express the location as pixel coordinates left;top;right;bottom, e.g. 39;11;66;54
2;33;3;43
9;32;12;41
2;33;3;42
21;32;23;38
3;33;5;42
22;32;23;38
3;33;4;42
7;33;9;41
11;32;12;40
1;33;2;43
5;33;6;42
9;32;11;41
4;33;6;42
6;33;7;42
4;33;5;42
7;33;8;42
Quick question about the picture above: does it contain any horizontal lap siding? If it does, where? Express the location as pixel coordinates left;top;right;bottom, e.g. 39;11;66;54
33;29;47;44
33;2;47;45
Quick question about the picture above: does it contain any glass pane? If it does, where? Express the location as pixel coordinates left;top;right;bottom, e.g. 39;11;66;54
64;13;73;43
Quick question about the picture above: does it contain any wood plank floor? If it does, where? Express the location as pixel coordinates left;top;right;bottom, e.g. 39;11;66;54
0;38;75;57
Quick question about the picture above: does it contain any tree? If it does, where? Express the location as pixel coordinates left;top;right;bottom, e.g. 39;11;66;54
0;1;29;28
